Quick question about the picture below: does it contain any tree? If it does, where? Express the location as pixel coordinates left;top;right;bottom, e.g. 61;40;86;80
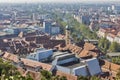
109;42;120;52
77;76;88;80
40;70;68;80
0;58;33;80
112;56;120;64
90;76;100;80
98;38;110;53
116;68;120;79
40;70;52;80
59;76;67;80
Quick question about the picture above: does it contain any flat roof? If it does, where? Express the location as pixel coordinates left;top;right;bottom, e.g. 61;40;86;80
55;53;74;59
107;53;120;57
29;49;53;55
60;61;86;69
52;51;71;58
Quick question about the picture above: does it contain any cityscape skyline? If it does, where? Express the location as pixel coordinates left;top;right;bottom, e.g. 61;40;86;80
0;0;120;3
0;1;120;80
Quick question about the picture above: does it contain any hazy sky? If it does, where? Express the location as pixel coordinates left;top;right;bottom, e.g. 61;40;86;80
0;0;119;3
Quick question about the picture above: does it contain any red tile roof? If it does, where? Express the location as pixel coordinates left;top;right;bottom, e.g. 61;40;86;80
3;52;52;71
21;58;52;71
107;33;116;38
102;60;120;77
3;52;19;63
117;31;120;37
99;28;107;33
58;42;99;58
102;60;120;72
17;67;41;80
78;49;97;58
25;70;41;80
84;43;96;51
56;70;77;80
17;67;26;75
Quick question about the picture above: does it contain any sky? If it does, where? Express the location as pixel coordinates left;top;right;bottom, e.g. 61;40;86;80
0;0;119;3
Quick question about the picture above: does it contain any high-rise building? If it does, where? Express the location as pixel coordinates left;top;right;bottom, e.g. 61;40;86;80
32;13;36;21
112;5;115;11
13;11;17;20
108;7;110;11
44;21;52;34
80;15;91;25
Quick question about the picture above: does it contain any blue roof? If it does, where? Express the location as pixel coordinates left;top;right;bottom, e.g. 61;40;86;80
86;58;101;76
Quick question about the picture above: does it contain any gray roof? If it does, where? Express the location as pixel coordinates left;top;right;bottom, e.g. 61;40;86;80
52;52;69;58
85;58;101;76
66;62;86;69
73;65;88;76
107;52;120;57
55;54;75;61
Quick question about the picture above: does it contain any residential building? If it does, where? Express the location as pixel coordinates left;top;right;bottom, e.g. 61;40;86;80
97;28;107;38
101;60;120;79
114;31;120;43
43;21;60;35
43;21;51;34
51;22;60;35
106;33;115;42
80;15;91;25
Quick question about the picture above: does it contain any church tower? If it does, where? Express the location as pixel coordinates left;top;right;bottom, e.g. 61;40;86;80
65;25;71;45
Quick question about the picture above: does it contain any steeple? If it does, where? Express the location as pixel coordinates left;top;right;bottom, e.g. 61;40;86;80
65;25;71;45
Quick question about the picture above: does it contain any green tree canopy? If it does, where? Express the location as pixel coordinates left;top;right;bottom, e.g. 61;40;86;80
109;42;120;52
90;76;100;80
77;76;88;80
98;38;110;53
116;68;120;79
0;58;33;80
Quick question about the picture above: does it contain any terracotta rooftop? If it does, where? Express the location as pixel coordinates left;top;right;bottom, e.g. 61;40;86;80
84;43;96;51
99;28;117;34
102;60;120;72
99;28;107;33
117;31;120;37
21;58;52;71
56;70;77;80
79;49;98;58
3;52;52;71
3;52;19;63
17;67;26;76
24;70;41;80
101;60;120;77
17;67;41;80
107;33;116;38
58;42;100;58
78;49;89;57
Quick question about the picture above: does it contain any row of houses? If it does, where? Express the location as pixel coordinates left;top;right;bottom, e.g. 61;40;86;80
56;42;102;59
97;27;120;43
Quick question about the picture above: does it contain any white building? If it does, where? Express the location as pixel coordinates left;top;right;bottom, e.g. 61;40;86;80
112;5;115;11
114;32;120;43
106;33;115;42
97;28;106;38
